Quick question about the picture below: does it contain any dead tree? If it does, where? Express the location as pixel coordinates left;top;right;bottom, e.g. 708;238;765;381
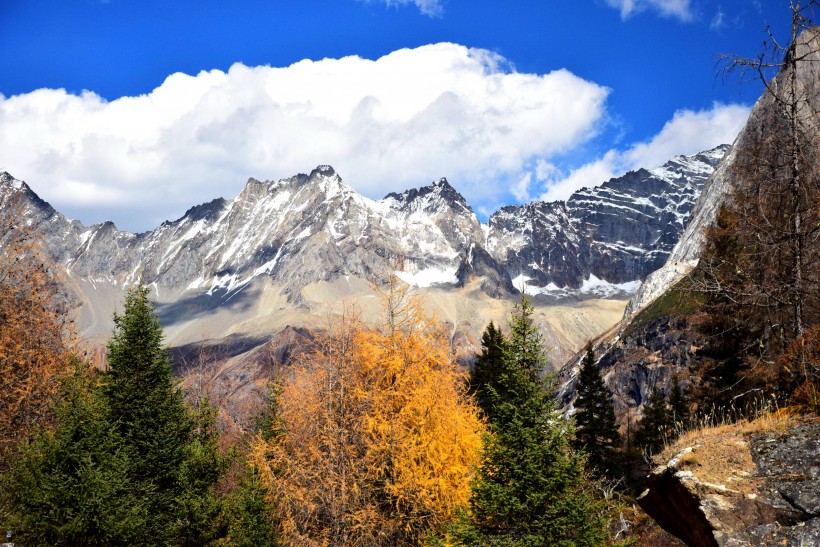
705;2;820;342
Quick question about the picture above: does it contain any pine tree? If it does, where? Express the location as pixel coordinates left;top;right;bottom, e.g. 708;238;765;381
103;281;227;544
573;344;620;474
458;297;608;545
223;466;278;547
174;400;231;546
468;321;508;420
667;377;689;429
635;388;669;456
2;359;149;546
2;286;230;545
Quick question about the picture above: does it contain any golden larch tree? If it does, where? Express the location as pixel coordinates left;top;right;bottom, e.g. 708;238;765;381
0;198;71;459
251;284;485;545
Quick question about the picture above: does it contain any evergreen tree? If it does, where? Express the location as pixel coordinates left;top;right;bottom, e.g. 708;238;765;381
223;466;279;547
103;282;227;544
174;400;231;546
457;298;608;545
2;283;230;545
468;321;508;420
635;388;669;456
573;344;620;474
2;359;149;546
667;377;689;429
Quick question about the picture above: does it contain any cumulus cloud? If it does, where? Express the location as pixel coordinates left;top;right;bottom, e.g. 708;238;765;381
605;0;693;21
0;43;609;231
538;151;620;203
538;102;750;203
511;173;532;202
359;0;444;17
621;102;750;168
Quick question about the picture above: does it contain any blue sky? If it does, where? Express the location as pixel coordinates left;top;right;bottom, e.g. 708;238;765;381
0;0;798;231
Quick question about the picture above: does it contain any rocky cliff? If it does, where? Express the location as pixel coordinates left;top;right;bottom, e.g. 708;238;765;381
627;26;820;317
0;145;726;348
557;281;705;421
638;416;820;546
559;27;820;421
487;147;726;296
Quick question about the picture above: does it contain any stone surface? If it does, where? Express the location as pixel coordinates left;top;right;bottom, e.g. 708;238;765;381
486;147;726;293
558;27;820;422
638;420;820;546
557;306;705;422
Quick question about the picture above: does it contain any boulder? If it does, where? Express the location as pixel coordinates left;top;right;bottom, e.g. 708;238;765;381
638;419;820;546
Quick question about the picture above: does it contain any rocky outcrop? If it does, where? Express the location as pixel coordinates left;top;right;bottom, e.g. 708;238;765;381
487;147;726;294
560;27;820;421
638;419;820;546
557;284;706;421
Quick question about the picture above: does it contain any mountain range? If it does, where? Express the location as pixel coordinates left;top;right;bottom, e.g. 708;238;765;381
1;144;730;430
0;144;727;342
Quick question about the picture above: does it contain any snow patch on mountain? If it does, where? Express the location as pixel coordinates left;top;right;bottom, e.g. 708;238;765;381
514;274;640;298
0;145;728;316
397;265;460;288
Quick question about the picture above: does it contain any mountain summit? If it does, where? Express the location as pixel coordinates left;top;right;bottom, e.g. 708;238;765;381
1;146;727;346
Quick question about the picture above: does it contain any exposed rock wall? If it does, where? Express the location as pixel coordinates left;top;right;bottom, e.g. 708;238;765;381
638;419;820;546
558;287;706;422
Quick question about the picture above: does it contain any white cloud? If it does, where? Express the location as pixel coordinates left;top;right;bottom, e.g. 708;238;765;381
605;0;693;21
538;102;750;202
511;172;532;202
0;43;609;231
360;0;444;17
710;7;726;30
539;151;620;203
621;102;750;169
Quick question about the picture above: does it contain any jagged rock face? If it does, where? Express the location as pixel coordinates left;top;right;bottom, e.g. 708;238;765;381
487;147;727;296
1;146;726;310
571;149;724;280
638;420;820;546
0;172;89;259
2;167;501;300
560;27;820;423
557;306;705;422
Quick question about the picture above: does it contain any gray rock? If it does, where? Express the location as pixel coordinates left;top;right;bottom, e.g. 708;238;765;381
638;421;820;546
486;147;726;293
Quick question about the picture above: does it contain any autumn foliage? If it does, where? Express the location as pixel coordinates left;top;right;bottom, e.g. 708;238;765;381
0;201;70;458
250;283;485;545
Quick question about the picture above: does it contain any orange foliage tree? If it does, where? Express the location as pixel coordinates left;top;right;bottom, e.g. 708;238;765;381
0;198;70;459
250;282;485;545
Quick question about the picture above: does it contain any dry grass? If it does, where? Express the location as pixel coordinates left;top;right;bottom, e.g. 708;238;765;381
656;407;813;495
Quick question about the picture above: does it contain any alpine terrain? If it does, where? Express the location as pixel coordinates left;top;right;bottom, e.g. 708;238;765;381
1;146;727;428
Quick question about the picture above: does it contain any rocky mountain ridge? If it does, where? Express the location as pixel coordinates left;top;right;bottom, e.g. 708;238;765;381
1;146;727;321
554;29;820;488
627;26;820;318
1;147;731;386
